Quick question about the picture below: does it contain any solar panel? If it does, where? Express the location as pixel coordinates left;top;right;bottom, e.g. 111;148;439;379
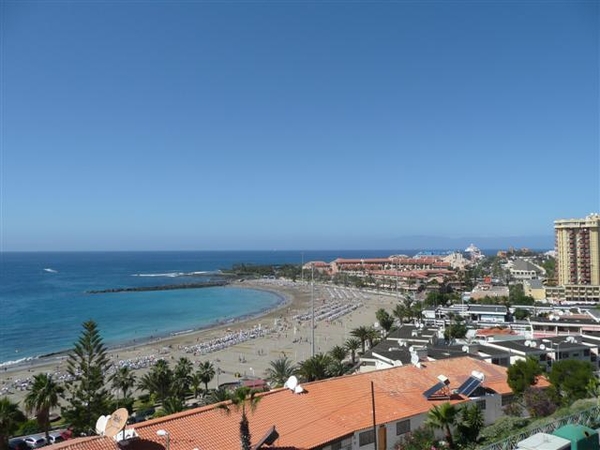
422;381;446;399
457;376;483;397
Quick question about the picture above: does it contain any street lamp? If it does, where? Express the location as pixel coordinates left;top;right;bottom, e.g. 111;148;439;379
157;430;170;450
311;263;315;357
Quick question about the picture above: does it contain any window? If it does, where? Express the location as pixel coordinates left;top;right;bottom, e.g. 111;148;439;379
396;420;411;435
584;349;590;356
476;399;486;410
359;430;375;447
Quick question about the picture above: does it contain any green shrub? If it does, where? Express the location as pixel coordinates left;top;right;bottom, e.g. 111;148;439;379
394;427;435;450
17;419;41;436
478;416;529;443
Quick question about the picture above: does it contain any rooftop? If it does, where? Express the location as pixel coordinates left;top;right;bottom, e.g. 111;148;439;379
51;357;512;450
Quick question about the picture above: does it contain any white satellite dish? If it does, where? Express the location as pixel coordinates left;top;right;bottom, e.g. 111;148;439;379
530;341;537;348
524;340;531;347
95;415;108;436
410;353;419;366
408;346;414;353
104;408;129;439
539;344;546;350
284;375;298;391
294;384;304;394
462;345;469;353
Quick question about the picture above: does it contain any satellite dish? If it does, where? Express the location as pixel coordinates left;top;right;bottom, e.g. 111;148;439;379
530;342;537;348
524;340;531;347
462;345;469;353
411;353;419;366
104;408;129;438
95;415;108;436
408;346;414;353
539;344;546;350
284;375;298;391
294;384;304;394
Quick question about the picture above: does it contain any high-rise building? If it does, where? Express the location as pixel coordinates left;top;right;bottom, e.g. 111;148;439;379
554;213;600;286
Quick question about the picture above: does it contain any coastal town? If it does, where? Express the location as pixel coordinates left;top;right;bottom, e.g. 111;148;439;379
2;213;600;450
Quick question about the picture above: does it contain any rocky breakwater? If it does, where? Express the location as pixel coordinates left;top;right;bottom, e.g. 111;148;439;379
86;280;229;294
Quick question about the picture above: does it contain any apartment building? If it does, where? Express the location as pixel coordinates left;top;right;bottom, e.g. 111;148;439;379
554;214;600;302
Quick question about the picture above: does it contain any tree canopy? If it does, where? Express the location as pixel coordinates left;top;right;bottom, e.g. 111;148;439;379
0;397;26;450
549;359;595;403
63;320;113;435
507;357;542;395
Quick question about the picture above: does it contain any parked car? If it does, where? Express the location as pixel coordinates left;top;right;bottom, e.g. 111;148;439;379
9;438;29;450
24;437;46;448
48;434;64;445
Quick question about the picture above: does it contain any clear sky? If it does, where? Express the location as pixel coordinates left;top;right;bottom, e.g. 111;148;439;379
1;0;598;251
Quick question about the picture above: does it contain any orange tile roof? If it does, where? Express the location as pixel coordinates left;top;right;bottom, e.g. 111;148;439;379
52;357;511;450
476;327;516;336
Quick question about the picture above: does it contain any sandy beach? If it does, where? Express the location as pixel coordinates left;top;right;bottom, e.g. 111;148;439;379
0;279;399;409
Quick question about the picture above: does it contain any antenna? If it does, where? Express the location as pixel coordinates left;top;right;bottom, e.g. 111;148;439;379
95;415;108;436
103;408;129;438
284;376;298;391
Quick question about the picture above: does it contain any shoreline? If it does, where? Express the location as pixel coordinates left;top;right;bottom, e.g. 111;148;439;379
0;284;292;371
0;279;398;406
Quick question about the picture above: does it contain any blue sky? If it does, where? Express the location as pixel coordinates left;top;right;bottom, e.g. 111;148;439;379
1;1;598;251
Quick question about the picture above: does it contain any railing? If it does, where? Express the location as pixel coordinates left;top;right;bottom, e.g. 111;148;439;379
477;405;600;450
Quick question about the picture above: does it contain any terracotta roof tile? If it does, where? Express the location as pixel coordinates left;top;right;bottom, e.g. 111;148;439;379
51;357;511;450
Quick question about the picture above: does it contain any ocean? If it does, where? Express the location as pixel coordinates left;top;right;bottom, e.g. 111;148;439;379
0;250;425;365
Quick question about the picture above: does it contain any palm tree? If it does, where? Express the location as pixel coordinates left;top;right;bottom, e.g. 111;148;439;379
457;403;484;444
0;397;26;450
190;372;203;399
111;366;136;402
375;308;395;335
364;327;380;349
426;402;458;449
24;373;64;443
173;357;194;399
392;303;408;324
350;326;370;353
328;345;347;363
264;356;296;388
197;361;216;393
393;298;416;324
138;359;173;404
218;387;261;450
208;387;230;405
297;353;334;382
344;338;361;365
161;396;184;415
327;359;346;377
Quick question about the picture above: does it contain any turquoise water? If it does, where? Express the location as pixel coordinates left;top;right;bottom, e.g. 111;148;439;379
0;250;412;364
